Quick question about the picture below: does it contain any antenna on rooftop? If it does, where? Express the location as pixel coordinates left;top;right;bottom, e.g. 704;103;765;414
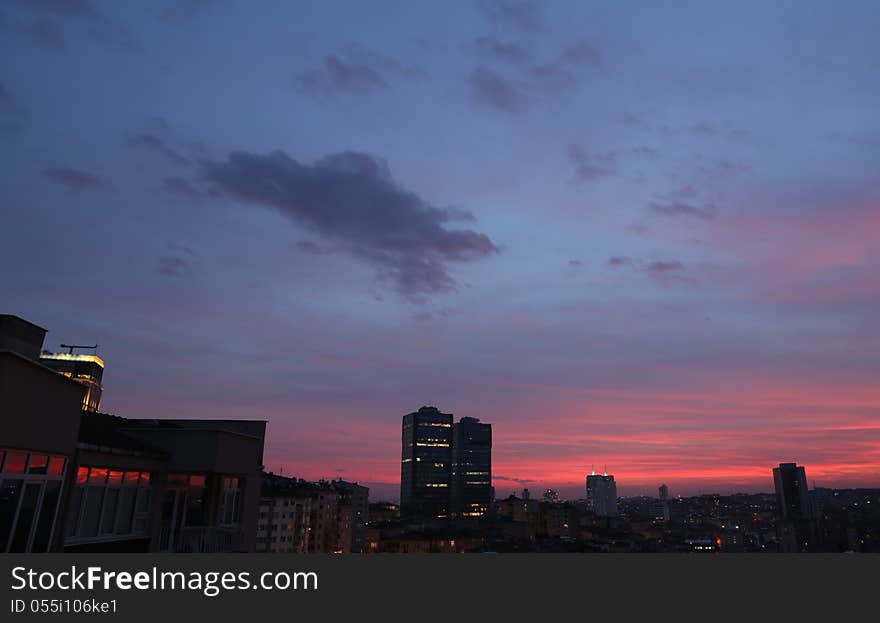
60;343;98;355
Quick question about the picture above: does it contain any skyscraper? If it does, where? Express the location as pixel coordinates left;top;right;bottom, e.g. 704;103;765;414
39;349;104;412
773;462;814;552
400;406;453;520
450;416;492;519
773;462;811;520
585;470;618;517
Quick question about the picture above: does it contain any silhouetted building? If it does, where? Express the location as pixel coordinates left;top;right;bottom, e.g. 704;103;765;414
1;313;266;553
586;471;618;517
659;484;669;501
40;350;104;412
773;462;814;552
400;406;453;520
451;416;492;518
774;463;811;520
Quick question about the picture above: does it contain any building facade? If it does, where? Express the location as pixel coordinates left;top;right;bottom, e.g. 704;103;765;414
400;406;453;520
1;314;266;553
39;350;105;412
586;471;618;517
451;417;492;519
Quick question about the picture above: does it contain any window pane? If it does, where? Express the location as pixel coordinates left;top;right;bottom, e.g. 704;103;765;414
9;482;41;552
81;487;105;537
28;454;48;475
88;468;108;484
31;481;61;552
124;471;139;485
76;467;89;484
108;471;123;485
4;452;27;474
136;487;151;513
115;488;136;534
47;457;66;476
0;450;5;471
140;472;150;484
101;489;119;534
0;479;23;552
65;487;84;538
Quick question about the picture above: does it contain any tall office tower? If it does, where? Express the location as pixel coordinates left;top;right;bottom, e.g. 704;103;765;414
773;463;811;520
400;406;453;520
659;484;669;501
40;348;105;412
585;470;618;517
451;416;492;519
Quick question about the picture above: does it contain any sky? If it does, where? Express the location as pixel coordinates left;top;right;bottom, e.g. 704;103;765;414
2;0;879;501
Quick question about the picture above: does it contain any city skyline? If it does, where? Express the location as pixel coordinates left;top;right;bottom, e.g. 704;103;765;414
3;2;879;502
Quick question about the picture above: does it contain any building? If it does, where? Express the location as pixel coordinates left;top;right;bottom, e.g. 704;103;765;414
773;463;811;520
450;416;492;519
773;462;814;552
39;348;105;412
1;313;266;553
0;315;85;553
586;470;618;517
257;474;370;553
400;406;453;521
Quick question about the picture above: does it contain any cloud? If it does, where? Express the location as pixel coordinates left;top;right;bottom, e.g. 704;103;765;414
127;132;192;166
567;144;615;182
568;259;584;268
560;41;601;68
648;201;716;220
295;45;424;98
476;0;545;33
44;166;112;191
296;55;387;96
157;255;188;277
196;149;499;301
11;0;139;50
468;67;521;112
163;176;213;202
607;256;688;285
474;35;530;64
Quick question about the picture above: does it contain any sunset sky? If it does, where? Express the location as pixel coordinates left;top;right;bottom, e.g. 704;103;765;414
2;1;879;501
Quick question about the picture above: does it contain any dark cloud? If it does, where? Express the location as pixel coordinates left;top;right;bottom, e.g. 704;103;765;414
296;240;335;255
24;18;65;49
295;44;424;98
607;256;688;285
296;55;387;96
568;259;583;268
127;132;192;166
648;201;716;220
44;166;112;191
162;176;212;202
12;0;139;50
474;36;530;64
196;149;499;301
157;255;188;277
567;144;616;181
468;67;521;112
560;41;601;68
631;146;658;157
476;0;545;33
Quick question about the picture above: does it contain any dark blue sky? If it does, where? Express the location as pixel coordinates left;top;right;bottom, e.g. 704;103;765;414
2;1;879;500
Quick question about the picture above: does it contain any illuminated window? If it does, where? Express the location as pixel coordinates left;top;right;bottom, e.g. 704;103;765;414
4;451;27;474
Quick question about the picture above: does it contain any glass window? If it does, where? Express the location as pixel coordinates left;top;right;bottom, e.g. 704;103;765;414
47;457;66;476
80;487;105;537
0;450;5;471
101;489;119;534
124;471;140;485
108;471;123;485
88;468;108;484
65;487;84;538
9;482;41;552
31;481;61;552
0;479;24;552
27;454;48;475
76;467;89;484
115;488;136;534
4;452;27;474
140;472;150;484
